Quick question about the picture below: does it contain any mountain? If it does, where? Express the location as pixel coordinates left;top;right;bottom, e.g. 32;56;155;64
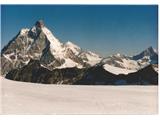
132;46;158;64
1;20;158;85
78;51;102;66
100;53;141;70
1;20;100;75
98;47;158;75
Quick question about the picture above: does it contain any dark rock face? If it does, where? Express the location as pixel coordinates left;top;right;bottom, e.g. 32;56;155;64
1;31;32;75
123;65;158;85
28;32;49;59
1;27;50;75
35;20;45;28
6;60;86;84
6;60;158;85
75;65;117;85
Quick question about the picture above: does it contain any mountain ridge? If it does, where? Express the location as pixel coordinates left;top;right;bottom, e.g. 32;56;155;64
1;20;158;85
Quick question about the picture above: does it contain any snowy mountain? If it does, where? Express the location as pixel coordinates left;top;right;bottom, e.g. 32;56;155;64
78;51;102;66
99;47;158;75
132;46;158;64
99;53;141;75
101;53;141;71
1;20;101;75
65;41;81;55
103;64;136;75
1;20;158;85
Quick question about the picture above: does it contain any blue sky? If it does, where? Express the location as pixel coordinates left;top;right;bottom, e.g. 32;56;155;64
1;5;158;56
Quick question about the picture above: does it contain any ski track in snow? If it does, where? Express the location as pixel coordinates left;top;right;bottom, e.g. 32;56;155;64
0;77;158;114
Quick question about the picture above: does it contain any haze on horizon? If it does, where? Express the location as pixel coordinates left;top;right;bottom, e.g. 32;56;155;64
1;5;158;57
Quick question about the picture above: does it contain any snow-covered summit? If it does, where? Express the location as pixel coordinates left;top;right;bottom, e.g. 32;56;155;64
65;41;81;55
19;28;30;35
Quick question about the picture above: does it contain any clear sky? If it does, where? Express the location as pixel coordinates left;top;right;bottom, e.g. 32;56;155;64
1;5;158;57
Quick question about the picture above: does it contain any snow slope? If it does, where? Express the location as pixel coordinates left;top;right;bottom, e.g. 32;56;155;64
101;54;140;71
103;64;136;75
42;27;64;57
56;58;83;69
65;41;81;55
0;77;158;114
79;51;102;66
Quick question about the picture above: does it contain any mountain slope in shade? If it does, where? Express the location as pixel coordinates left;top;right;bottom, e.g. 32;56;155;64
5;59;158;85
75;64;158;85
5;60;85;84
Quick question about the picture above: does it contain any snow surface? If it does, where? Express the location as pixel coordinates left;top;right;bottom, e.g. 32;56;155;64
154;48;158;54
103;64;136;75
79;51;102;66
137;56;151;66
65;41;81;55
56;58;83;69
102;54;140;71
42;27;83;68
42;27;63;56
19;28;30;35
0;77;158;114
121;58;140;70
154;67;158;73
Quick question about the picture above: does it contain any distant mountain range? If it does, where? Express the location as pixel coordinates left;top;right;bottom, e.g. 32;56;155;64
1;20;158;85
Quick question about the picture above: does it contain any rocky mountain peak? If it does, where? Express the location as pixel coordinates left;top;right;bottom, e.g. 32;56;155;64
144;46;155;55
35;20;45;28
132;46;158;61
